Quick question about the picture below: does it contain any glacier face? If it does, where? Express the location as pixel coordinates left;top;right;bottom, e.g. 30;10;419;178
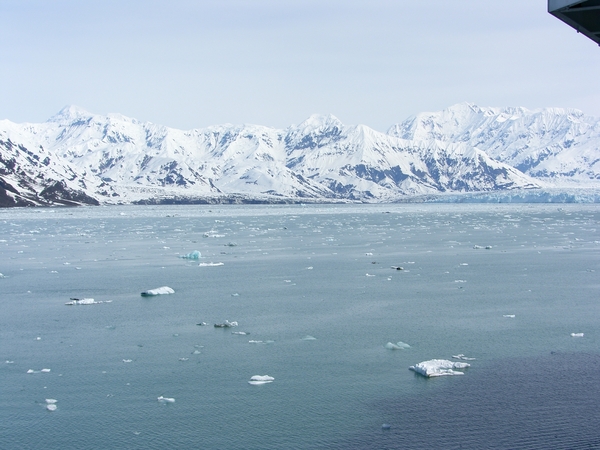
0;103;598;206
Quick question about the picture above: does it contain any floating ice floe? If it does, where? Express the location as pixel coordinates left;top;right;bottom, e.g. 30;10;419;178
157;396;175;403
214;320;238;328
65;298;105;305
302;335;317;341
199;262;224;267
27;368;51;374
409;359;470;377
232;331;249;335
0;273;5;278
46;403;57;412
454;280;467;283
503;314;516;318
473;245;493;250
122;359;133;363
180;250;201;260
141;286;175;296
5;360;14;364
452;354;476;361
248;375;274;385
571;333;584;337
249;340;274;344
385;341;411;350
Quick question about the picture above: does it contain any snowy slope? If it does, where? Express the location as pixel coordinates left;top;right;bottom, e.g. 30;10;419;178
2;103;598;206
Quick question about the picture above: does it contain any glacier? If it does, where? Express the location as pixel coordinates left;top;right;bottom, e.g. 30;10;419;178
0;103;599;206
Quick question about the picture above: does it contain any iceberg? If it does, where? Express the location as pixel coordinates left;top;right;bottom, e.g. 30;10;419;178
409;359;470;377
384;341;411;350
248;375;274;385
141;286;175;296
180;250;201;260
214;320;238;328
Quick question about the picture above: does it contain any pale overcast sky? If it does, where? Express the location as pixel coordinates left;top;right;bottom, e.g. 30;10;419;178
1;0;599;131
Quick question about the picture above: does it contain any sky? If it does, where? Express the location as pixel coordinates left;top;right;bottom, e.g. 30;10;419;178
1;0;599;132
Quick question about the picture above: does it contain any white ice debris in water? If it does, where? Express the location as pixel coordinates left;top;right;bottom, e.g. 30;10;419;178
571;333;584;337
302;335;317;341
0;273;4;278
409;359;470;377
384;341;411;350
232;331;249;335
214;320;238;328
199;262;224;267
65;298;102;305
46;399;57;404
122;359;133;363
454;280;467;283
452;354;476;361
180;250;201;260
248;375;274;385
157;396;175;403
473;245;493;249
141;286;175;296
503;314;516;318
5;360;14;364
46;404;57;411
41;368;51;372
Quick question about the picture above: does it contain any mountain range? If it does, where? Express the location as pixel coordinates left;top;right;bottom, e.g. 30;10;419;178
1;102;599;207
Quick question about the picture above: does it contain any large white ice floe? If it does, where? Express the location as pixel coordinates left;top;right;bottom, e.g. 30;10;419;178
409;359;470;377
157;396;175;403
571;332;584;337
384;341;411;350
248;375;274;385
141;286;175;296
180;250;201;260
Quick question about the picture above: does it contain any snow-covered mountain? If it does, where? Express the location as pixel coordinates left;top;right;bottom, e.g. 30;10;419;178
389;103;600;184
1;103;598;206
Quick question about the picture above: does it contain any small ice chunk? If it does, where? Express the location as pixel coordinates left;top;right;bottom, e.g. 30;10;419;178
452;354;476;361
248;375;274;385
196;322;208;326
409;359;470;377
122;359;133;363
27;369;35;374
214;320;238;328
302;335;317;341
381;424;391;430
454;280;467;283
180;250;201;260
199;262;224;267
385;341;411;350
0;273;4;278
5;360;14;364
157;396;175;403
231;293;240;297
178;358;189;361
45;399;57;404
65;297;97;305
232;331;249;335
46;404;57;411
40;368;51;373
141;286;175;296
571;333;584;337
503;314;516;318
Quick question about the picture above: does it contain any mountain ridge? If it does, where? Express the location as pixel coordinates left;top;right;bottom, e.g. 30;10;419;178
1;103;598;207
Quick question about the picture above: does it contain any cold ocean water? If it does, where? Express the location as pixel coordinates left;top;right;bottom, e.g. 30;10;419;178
0;204;599;450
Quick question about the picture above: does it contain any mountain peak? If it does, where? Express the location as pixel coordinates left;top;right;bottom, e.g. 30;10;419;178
47;105;94;124
296;114;344;131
